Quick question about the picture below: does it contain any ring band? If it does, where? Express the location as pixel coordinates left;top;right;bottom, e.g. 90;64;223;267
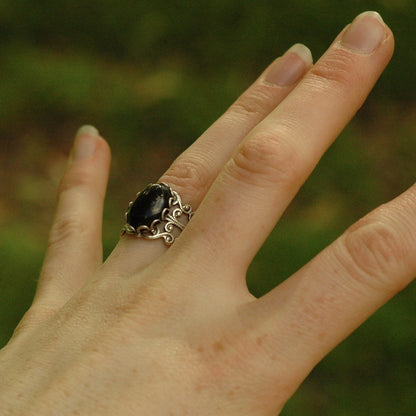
121;183;193;246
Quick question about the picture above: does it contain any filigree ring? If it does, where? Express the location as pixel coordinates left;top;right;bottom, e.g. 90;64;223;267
121;183;193;246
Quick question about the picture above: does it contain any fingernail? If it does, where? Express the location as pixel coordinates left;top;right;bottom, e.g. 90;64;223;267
72;125;99;161
264;43;313;86
341;11;387;53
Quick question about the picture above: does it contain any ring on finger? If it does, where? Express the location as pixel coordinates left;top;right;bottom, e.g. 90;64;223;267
121;183;193;246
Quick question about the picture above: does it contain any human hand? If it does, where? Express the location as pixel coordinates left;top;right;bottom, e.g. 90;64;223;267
1;11;409;416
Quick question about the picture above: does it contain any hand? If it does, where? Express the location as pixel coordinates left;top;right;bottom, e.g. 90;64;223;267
0;11;408;416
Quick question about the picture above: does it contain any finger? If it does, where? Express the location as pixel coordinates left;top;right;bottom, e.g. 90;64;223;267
180;12;394;278
32;126;111;314
161;43;313;205
107;44;313;273
247;183;416;404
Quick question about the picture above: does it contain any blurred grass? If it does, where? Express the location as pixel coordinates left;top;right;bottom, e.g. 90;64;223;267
0;1;415;414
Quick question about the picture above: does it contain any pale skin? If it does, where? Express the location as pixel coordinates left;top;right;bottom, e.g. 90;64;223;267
0;11;412;415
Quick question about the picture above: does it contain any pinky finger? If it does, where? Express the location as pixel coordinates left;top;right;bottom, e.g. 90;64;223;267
27;126;111;324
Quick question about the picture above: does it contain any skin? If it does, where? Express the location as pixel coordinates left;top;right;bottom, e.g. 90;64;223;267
0;11;413;416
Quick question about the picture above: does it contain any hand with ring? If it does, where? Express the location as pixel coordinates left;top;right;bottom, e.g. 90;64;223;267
1;11;411;415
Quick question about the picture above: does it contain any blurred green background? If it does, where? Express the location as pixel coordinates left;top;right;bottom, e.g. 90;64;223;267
0;0;415;414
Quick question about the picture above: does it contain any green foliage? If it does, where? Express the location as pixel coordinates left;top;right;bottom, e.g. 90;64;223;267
0;1;415;414
0;224;42;346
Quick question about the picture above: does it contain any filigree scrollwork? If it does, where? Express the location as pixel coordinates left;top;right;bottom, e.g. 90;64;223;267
121;184;193;246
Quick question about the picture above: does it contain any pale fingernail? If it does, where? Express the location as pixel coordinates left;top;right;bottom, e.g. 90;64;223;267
72;125;99;161
264;43;313;87
341;11;387;54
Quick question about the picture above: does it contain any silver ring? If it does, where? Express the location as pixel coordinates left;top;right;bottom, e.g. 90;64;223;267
121;183;193;246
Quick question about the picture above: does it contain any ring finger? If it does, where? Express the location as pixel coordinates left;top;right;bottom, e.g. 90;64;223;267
106;44;313;274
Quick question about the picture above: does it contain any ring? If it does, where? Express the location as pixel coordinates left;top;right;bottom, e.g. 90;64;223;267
121;183;193;246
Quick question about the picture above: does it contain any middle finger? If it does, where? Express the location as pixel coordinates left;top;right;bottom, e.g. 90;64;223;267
177;12;394;281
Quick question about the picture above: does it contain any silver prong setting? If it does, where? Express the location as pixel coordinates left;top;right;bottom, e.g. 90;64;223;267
121;183;193;246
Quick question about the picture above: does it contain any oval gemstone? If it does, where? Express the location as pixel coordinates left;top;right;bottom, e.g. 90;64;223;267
126;183;172;229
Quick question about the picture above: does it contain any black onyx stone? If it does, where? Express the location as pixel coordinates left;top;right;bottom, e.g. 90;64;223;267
126;183;172;229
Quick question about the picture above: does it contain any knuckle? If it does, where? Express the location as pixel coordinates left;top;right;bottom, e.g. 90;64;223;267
228;132;305;187
340;216;409;292
58;167;93;196
229;88;273;119
307;50;356;91
162;155;211;198
48;216;88;250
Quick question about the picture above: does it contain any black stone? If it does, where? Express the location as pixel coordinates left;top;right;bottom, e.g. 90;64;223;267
126;183;172;229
